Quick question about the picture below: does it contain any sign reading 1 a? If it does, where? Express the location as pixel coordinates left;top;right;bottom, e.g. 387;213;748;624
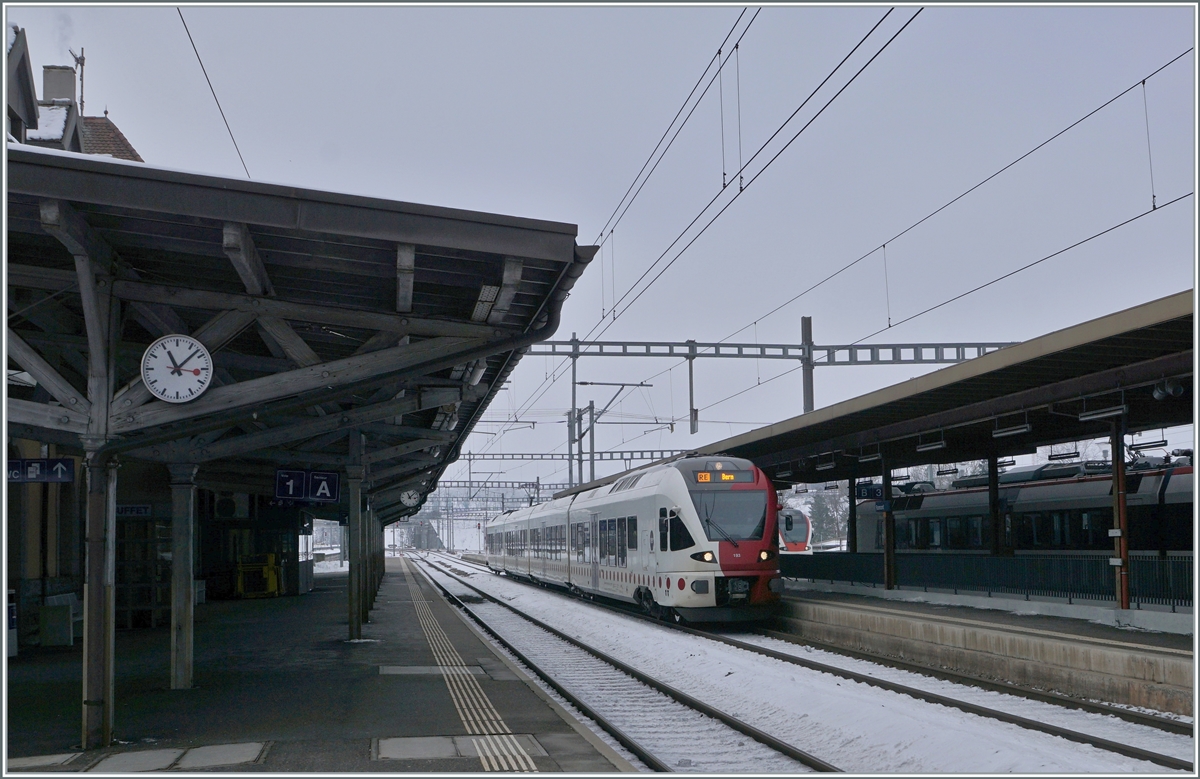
275;469;341;503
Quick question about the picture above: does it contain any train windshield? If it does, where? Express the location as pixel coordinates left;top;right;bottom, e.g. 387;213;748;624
690;490;767;542
780;512;810;544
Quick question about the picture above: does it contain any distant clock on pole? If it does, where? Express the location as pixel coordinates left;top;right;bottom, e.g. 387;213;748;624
141;334;214;403
400;490;422;508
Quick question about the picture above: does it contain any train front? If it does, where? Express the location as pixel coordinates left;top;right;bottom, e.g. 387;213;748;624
672;456;782;622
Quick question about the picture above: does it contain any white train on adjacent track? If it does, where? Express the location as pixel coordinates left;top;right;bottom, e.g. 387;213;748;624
485;455;783;622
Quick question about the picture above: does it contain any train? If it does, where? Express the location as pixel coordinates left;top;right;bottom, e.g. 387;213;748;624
778;507;813;554
853;452;1193;554
485;455;783;622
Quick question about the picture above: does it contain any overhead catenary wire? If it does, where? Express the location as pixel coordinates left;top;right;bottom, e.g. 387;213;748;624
505;7;901;426
601;44;1197;401
1141;80;1157;210
592;7;753;245
177;7;250;180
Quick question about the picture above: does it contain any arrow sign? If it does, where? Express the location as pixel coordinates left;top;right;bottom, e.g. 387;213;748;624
7;459;75;483
47;459;74;483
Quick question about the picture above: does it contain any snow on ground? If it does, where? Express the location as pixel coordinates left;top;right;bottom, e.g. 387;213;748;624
314;559;348;574
422;556;1186;774
724;632;1194;763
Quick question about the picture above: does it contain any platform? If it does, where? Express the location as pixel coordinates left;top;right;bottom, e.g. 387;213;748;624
5;557;632;772
777;580;1194;715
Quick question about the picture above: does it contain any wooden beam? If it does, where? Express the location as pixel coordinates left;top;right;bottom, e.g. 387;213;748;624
487;257;523;325
6;264;75;291
38;200;114;274
7;329;91;413
357;423;456;442
110;336;480;434
7;397;89;434
354;331;407;356
108;276;517;340
368;455;440;484
395;244;415;313
362;438;440;466
40;201;112;439
371;469;439;501
130;387;465;462
257;316;322;367
223;222;275;297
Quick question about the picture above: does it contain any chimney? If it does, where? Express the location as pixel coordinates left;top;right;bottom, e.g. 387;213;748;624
42;65;76;103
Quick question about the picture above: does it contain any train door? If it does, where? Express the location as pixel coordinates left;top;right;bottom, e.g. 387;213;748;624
590;513;600;590
539;521;547;579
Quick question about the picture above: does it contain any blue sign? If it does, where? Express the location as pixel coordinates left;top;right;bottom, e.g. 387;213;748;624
307;472;340;503
275;469;340;503
874;500;892;513
7;458;75;483
275;469;307;500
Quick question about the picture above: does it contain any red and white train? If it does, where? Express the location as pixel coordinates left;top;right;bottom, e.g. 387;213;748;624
778;507;813;554
485;455;783;622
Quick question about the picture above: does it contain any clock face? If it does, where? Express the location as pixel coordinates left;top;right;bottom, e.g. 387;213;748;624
400;489;421;508
141;335;214;404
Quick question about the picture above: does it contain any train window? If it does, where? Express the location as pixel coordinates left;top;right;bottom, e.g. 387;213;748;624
968;516;984;548
1051;512;1066;546
875;519;884;550
627;517;638;550
929;519;942;548
669;512;696;551
659;508;669;552
608;520;618;567
599;519;608;563
618;517;627;567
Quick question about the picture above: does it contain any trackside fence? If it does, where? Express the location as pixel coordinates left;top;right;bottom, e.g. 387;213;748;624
780;552;1192;610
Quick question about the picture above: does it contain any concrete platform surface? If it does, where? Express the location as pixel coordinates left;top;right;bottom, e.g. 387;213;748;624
5;557;632;772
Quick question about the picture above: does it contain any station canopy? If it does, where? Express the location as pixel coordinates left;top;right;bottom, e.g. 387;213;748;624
697;291;1193;484
6;144;596;518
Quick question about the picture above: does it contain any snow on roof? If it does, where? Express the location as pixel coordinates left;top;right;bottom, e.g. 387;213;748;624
27;104;68;141
7;24;17;54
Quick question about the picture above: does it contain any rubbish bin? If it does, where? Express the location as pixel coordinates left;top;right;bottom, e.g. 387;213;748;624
8;589;17;657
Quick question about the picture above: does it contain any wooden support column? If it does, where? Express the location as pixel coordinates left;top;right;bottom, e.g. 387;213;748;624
346;463;363;640
988;451;1003;555
881;461;896;590
80;453;106;748
168;463;198;690
1112;419;1131;610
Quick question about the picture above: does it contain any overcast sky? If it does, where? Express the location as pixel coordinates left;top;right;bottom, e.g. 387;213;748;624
7;4;1196;488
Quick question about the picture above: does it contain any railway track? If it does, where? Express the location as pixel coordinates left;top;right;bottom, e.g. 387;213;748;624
427;552;1193;772
442;553;1191;735
411;556;837;773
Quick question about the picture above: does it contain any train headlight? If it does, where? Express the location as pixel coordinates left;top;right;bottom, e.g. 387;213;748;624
759;549;776;561
690;551;717;563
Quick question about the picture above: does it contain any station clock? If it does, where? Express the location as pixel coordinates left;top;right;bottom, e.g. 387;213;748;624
141;334;214;404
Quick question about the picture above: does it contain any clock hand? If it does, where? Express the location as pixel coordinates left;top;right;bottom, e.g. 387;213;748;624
166;350;183;376
176;348;200;369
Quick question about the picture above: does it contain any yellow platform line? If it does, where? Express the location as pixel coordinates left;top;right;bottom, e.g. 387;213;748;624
400;557;537;772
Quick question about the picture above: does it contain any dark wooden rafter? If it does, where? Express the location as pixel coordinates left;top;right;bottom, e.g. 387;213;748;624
7;265;517;341
487;257;523;325
7;328;91;413
124;386;474;462
396;243;416;314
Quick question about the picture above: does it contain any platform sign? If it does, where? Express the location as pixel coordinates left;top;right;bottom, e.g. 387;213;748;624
855;483;884;500
307;472;340;503
274;469;340;502
7;458;75;483
275;469;308;500
874;500;892;513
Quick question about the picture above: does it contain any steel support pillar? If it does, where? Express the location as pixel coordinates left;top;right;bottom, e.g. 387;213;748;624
687;340;698;434
566;409;574;488
988;451;1003;555
588;400;596;483
570;332;578;487
81;453;116;749
1112;419;1130;610
801;316;815;414
846;472;858;553
168;463;198;690
881;462;896;590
